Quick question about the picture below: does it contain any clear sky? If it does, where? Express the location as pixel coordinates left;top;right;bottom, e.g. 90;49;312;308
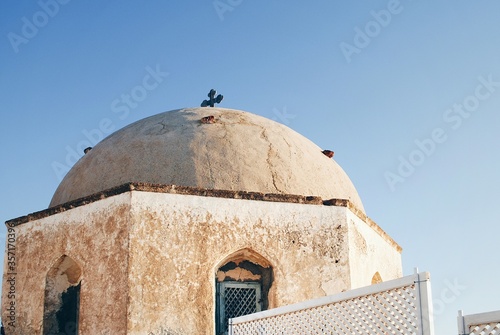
1;1;499;333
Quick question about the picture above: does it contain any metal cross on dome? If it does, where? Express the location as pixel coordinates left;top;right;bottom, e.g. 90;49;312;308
201;89;223;107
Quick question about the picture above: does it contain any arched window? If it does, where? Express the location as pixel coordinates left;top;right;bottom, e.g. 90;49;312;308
371;271;383;285
215;249;273;335
43;255;82;335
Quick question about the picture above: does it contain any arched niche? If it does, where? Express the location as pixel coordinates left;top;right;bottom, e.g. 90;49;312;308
43;255;82;335
215;249;274;335
371;271;383;285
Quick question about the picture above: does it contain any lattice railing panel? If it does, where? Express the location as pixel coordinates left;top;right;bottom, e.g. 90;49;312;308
469;322;500;335
232;282;424;335
224;287;258;329
459;310;500;335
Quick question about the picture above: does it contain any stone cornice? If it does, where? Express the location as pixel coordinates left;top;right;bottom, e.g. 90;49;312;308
6;182;402;253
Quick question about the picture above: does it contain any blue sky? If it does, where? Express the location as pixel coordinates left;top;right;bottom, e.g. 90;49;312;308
1;1;499;333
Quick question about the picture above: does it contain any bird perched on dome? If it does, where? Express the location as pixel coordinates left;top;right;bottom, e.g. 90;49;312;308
322;150;334;158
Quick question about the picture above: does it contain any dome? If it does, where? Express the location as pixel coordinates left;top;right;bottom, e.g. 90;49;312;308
50;108;364;211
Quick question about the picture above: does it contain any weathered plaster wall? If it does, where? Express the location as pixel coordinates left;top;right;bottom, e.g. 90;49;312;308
347;211;403;289
126;192;392;335
2;187;402;335
1;194;131;335
50;108;365;212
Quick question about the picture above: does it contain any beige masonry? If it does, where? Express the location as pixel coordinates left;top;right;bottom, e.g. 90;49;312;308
2;194;130;335
2;108;403;334
2;184;401;335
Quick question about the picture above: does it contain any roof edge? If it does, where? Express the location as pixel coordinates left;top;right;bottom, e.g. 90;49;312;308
7;182;323;226
5;182;401;253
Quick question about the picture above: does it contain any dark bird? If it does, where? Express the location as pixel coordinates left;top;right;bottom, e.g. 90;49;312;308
322;150;334;158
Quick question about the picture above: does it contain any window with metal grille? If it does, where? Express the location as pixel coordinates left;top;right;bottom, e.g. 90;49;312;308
217;282;262;335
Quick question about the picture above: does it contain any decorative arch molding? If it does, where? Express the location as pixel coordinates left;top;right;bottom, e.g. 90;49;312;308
215;248;274;271
43;254;82;335
215;248;274;335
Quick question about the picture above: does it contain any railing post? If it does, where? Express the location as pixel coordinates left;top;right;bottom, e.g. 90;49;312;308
416;272;435;335
228;318;233;335
457;310;467;335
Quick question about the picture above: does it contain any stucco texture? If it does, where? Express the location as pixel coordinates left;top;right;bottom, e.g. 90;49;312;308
50;108;364;212
2;190;401;334
1;194;131;335
346;211;404;289
127;192;352;334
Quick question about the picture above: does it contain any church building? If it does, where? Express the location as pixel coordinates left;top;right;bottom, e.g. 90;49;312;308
2;107;402;334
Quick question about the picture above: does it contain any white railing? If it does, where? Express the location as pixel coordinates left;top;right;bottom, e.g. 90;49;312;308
458;310;500;335
229;271;434;335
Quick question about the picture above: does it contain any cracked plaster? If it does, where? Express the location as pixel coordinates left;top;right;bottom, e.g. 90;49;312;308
50;108;365;212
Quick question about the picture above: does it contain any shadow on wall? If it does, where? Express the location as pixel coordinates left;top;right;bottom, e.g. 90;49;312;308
43;255;82;335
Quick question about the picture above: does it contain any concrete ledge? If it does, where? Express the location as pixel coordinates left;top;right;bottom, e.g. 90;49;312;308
6;182;323;226
5;182;402;253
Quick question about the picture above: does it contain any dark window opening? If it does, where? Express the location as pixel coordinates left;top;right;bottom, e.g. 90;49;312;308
215;251;273;335
43;255;82;335
56;282;80;335
217;282;261;334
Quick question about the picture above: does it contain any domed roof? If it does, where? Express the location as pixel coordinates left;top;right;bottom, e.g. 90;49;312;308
50;108;364;211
